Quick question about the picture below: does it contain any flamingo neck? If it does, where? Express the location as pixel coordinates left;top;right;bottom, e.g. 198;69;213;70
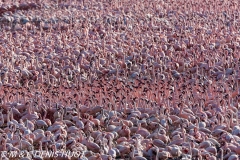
108;140;112;150
60;110;64;121
137;124;141;131
45;143;48;152
237;114;239;127
79;133;83;143
131;147;135;158
7;110;10;122
10;109;14;121
196;119;199;128
52;145;57;152
26;119;29;129
19;137;22;150
3;140;6;151
179;106;183;114
220;150;223;160
183;132;186;142
39;143;42;152
202;135;206;142
17;92;20;103
3;97;6;105
27;104;31;114
43;110;47;120
230;113;233;127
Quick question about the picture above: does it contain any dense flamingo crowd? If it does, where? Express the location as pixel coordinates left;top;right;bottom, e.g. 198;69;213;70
0;0;240;159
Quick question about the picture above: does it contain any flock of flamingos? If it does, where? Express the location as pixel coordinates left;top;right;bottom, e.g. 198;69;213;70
0;0;240;159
